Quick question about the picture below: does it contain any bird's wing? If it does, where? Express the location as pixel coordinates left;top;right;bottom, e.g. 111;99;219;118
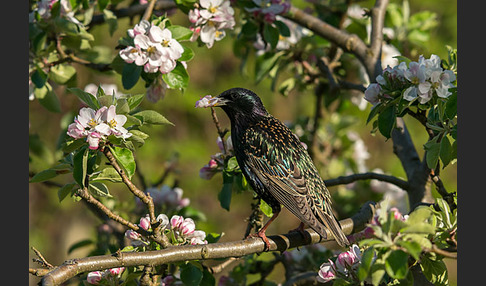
241;121;349;246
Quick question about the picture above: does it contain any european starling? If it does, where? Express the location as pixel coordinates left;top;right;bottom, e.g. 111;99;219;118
198;88;349;248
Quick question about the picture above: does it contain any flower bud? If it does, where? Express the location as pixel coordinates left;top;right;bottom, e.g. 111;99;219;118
139;215;151;231
87;271;103;285
109;267;125;276
337;250;357;268
170;215;184;229
317;261;336;283
156;214;169;229
180;218;196;236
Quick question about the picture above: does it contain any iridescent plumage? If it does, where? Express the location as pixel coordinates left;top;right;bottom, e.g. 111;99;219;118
210;88;349;248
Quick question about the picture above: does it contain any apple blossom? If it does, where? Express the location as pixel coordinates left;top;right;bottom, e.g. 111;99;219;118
120;21;184;74
139;214;151;230
157;214;170;228
317;260;337;283
86;271;103;285
108;267;125;276
188;0;235;48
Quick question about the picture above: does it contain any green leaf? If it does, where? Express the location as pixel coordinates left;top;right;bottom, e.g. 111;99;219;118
49;64;76;84
200;268;216;286
30;169;59;183
218;172;233;211
133;110;174;125
393;55;412;65
205;232;222;244
263;22;279;49
366;102;384;124
357;247;375;282
90;167;122;182
108;146;136;179
88;182;112;197
396;240;422;260
67;239;93;255
126;93;145;110
58;182;78;202
62;138;86;153
424;139;440;170
385;250;409;279
115;98;130;114
67;88;100;109
444;91;457;120
274;20;290;37
122;63;142;90
73;147;89;187
162;62;189;90
179;45;194;62
103;9;118;36
180;263;203;286
377;104;396;139
167;25;193;41
254;51;284;84
439;136;452;168
31;68;48;88
370;263;386;286
420;256;448;286
259;200;273;217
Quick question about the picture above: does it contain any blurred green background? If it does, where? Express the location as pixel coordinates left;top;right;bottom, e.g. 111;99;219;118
29;0;457;285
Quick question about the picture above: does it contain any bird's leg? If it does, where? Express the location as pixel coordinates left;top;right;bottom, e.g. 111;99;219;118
247;210;280;251
288;222;306;238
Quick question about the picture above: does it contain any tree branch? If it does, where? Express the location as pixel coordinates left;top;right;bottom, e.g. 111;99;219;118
324;172;409;190
89;0;177;27
39;201;377;286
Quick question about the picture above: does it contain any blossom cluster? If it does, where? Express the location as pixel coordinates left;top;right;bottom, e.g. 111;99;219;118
317;244;363;283
67;105;132;150
119;20;184;74
86;267;125;285
245;0;290;23
365;54;456;106
188;0;236;48
199;135;233;180
125;214;207;246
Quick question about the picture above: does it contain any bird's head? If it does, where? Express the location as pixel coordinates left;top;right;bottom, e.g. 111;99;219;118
196;88;268;122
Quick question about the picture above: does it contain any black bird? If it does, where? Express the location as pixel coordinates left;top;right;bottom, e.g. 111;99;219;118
202;88;349;248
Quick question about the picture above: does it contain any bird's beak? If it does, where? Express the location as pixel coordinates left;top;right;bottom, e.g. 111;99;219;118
195;95;228;108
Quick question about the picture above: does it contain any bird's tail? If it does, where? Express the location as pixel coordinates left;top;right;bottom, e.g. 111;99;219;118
314;211;350;247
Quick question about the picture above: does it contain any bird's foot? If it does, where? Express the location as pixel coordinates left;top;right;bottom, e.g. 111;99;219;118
247;230;272;251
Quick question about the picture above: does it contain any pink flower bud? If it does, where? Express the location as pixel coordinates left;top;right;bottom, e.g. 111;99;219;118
87;271;103;285
317;261;336;283
180;218;196;236
170;215;184;229
390;207;404;221
337;251;357;268
109;267;125;276
139;215;151;231
125;230;141;240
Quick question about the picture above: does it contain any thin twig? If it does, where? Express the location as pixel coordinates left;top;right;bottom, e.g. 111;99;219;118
210;107;228;155
142;0;158;21
324;172;409;190
32;247;54;269
103;145;157;223
76;187;140;230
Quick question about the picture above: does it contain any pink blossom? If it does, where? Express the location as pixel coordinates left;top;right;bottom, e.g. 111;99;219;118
317;260;336;283
179;218;196;236
139;215;151;230
108;267;125;276
86;271;103;285
170;215;184;229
